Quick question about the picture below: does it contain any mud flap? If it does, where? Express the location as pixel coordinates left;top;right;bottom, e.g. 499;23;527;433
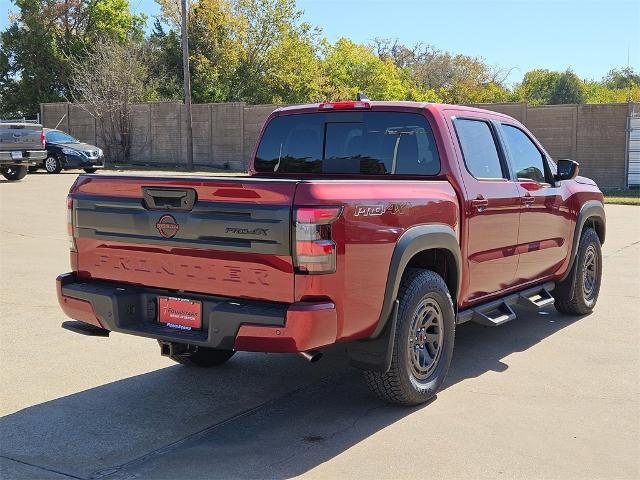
347;300;398;373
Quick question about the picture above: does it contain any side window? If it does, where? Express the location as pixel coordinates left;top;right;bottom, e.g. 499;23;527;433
501;125;548;184
453;118;505;179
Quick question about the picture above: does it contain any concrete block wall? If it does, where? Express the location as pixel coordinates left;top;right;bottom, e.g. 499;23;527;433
576;104;629;189
41;101;633;187
526;105;577;161
129;103;152;162
211;102;245;170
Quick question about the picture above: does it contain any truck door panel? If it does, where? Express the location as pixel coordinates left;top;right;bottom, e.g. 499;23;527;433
449;115;522;303
499;124;573;282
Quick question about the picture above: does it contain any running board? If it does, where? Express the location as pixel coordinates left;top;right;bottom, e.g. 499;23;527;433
517;285;555;309
457;282;555;327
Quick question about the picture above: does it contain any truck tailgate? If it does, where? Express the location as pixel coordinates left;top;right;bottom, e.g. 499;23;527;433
0;123;42;151
71;175;297;303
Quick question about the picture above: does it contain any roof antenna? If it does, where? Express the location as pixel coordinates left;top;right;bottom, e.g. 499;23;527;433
356;92;369;101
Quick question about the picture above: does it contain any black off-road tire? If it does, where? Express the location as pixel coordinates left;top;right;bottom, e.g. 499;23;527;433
555;227;602;315
170;347;235;367
2;165;29;181
364;269;455;405
44;155;62;173
84;168;98;173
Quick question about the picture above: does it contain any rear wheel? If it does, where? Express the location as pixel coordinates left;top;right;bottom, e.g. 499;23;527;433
555;227;602;315
364;269;455;405
44;155;62;173
169;346;235;367
28;165;39;172
2;166;28;181
84;168;98;173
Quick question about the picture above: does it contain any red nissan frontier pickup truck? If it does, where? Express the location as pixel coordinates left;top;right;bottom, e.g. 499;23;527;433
57;100;605;405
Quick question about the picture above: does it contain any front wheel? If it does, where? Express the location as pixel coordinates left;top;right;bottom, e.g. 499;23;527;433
169;346;235;367
2;166;28;181
44;156;62;173
364;269;455;405
555;227;602;315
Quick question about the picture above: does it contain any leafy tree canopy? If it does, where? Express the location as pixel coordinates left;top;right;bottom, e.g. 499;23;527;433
1;0;145;116
1;0;639;118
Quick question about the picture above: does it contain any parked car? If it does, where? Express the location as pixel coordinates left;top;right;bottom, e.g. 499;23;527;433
57;100;605;405
32;129;104;174
0;121;47;180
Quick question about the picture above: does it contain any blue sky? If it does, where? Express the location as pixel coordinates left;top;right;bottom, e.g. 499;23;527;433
3;0;639;84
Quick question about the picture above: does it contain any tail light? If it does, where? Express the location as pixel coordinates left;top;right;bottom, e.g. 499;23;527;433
294;206;342;274
41;129;46;148
67;195;76;251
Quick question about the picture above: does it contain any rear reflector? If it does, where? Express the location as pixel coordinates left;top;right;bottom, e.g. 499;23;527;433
294;206;342;274
318;101;371;110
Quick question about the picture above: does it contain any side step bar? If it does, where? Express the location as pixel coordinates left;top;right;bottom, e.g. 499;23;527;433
62;320;110;337
457;282;555;327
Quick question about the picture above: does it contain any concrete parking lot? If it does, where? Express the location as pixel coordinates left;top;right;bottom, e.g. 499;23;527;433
1;172;639;479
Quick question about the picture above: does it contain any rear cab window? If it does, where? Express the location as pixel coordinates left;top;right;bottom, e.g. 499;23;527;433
254;111;440;176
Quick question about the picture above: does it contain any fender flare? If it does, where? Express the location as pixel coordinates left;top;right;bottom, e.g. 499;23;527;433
371;224;462;338
347;224;461;372
559;200;606;283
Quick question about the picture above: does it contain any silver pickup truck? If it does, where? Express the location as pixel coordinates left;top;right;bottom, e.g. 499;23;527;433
0;121;48;181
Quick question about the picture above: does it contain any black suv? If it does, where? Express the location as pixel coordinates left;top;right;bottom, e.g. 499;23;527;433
31;129;104;174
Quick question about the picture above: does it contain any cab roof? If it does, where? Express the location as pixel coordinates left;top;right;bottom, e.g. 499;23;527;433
273;101;517;121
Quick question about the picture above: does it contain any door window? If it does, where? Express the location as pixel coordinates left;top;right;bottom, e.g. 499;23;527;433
453;119;505;179
501;125;548;184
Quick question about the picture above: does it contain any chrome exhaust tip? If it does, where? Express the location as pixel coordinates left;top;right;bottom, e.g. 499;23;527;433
298;350;323;363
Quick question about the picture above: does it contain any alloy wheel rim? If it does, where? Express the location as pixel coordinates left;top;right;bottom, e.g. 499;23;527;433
408;297;444;381
45;157;57;172
582;244;598;301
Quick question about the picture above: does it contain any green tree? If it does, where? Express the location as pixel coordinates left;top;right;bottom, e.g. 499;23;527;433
603;67;640;89
0;0;145;117
583;81;640;103
157;0;321;104
549;69;585;104
517;68;585;105
321;38;407;101
370;38;512;104
147;19;183;100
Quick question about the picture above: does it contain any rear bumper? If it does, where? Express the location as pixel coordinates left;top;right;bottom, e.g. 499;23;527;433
56;273;337;352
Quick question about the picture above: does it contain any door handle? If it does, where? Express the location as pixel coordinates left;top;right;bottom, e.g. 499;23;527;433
471;195;489;212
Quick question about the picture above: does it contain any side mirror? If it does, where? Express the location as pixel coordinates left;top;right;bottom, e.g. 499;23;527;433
555;159;579;181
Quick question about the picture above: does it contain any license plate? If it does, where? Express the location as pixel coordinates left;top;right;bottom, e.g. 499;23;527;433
158;297;202;331
11;151;23;159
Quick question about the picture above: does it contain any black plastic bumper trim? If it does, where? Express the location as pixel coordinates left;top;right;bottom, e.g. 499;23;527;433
61;277;287;349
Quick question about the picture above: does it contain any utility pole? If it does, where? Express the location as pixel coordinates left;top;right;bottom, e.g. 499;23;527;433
181;0;194;170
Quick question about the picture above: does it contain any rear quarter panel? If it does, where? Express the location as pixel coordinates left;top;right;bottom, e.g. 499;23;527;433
294;180;459;341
